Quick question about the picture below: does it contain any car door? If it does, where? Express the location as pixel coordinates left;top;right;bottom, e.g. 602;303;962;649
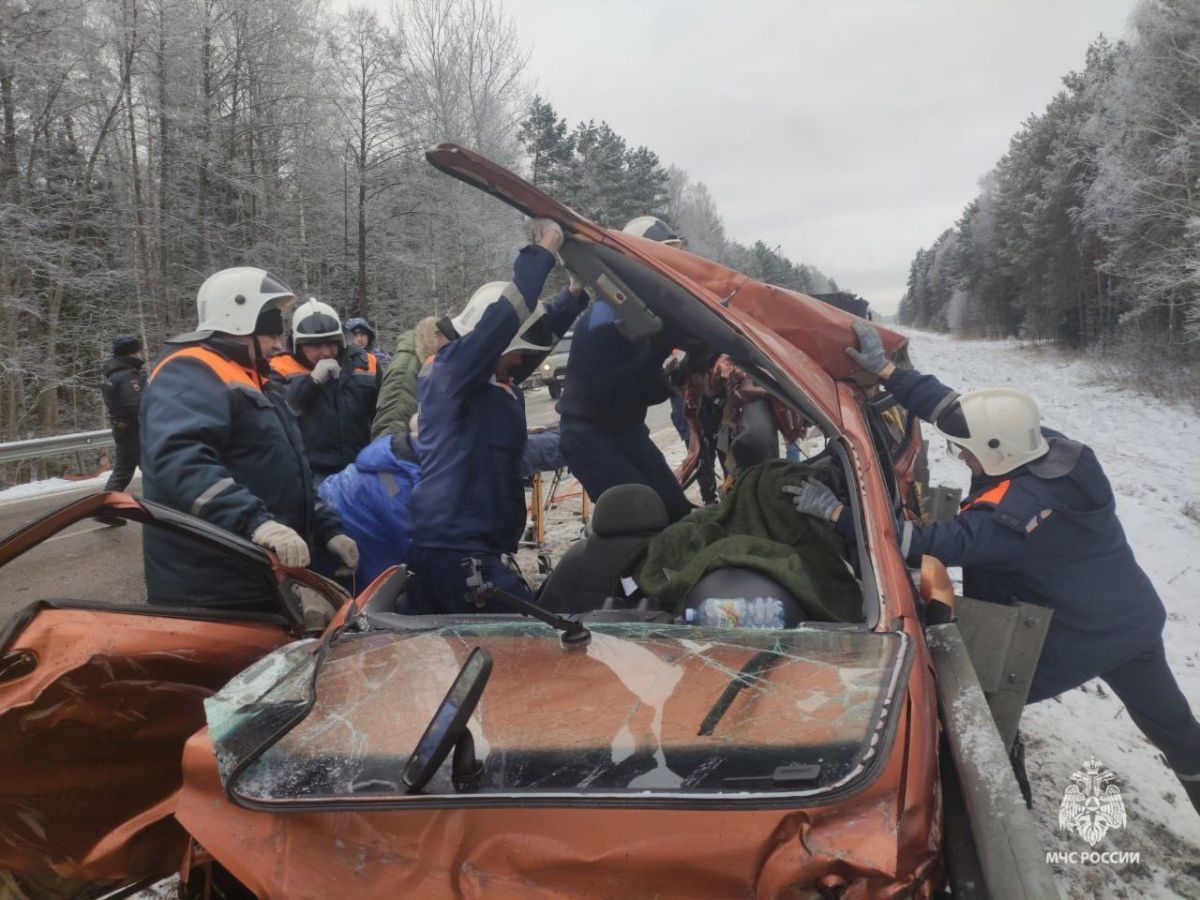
0;491;345;889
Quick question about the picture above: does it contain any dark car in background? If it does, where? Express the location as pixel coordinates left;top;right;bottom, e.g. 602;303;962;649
524;331;572;397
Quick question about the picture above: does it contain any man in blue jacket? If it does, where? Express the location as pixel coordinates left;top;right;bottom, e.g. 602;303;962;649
270;299;380;483
556;216;692;523
785;320;1200;814
140;267;358;610
407;220;587;614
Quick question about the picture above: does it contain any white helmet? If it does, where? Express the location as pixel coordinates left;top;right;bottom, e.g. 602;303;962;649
934;388;1050;476
195;267;295;336
292;298;344;346
449;281;555;355
622;216;683;247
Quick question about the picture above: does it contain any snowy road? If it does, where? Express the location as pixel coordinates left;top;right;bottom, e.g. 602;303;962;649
902;328;1200;900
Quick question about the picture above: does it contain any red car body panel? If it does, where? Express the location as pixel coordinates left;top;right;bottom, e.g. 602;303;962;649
0;148;944;897
0;493;342;885
425;143;908;422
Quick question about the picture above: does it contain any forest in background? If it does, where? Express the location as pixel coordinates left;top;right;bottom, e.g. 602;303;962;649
0;0;836;442
900;0;1199;394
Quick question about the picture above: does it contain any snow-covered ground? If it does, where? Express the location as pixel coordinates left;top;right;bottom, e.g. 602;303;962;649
0;469;113;504
901;328;1200;899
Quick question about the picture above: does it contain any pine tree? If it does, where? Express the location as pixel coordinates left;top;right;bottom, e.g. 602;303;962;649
518;96;573;192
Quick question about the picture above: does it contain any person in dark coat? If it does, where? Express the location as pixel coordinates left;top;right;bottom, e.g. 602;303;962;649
407;220;587;614
140;268;358;611
269;299;381;483
556;216;692;523
98;336;147;522
345;316;392;369
786;319;1200;814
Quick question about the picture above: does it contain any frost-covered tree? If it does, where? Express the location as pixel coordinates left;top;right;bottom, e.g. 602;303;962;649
901;4;1199;367
1081;1;1200;343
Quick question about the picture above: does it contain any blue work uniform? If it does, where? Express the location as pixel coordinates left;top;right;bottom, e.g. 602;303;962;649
140;336;343;609
557;300;691;522
318;430;565;590
407;245;586;613
870;367;1200;805
269;346;380;479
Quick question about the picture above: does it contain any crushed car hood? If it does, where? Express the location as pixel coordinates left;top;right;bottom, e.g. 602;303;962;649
177;623;937;896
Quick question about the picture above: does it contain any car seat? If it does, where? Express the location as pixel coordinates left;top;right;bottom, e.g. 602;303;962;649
729;397;780;471
538;484;669;614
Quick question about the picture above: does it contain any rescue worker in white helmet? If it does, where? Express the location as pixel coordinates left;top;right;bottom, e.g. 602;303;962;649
406;219;588;614
269;299;381;483
622;215;684;246
555;215;692;523
140;268;359;609
784;319;1200;815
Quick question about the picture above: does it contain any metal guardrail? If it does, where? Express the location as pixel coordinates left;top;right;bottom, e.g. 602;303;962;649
0;430;114;465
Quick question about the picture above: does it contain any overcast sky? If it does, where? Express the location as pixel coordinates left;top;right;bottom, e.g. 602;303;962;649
484;0;1137;313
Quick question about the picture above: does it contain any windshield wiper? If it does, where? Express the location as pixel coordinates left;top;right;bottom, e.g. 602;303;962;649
462;556;591;648
697;650;784;736
722;764;822;790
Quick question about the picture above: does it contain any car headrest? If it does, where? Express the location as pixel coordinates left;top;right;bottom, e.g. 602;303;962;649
591;484;669;537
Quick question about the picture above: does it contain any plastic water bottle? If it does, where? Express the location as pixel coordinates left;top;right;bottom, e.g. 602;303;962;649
686;597;787;629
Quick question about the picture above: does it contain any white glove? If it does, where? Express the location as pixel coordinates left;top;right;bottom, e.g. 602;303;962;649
781;479;843;523
291;583;336;631
251;520;311;568
326;534;360;573
530;218;564;254
311;358;341;384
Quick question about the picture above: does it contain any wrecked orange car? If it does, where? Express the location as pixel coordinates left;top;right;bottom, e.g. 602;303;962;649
0;146;1056;899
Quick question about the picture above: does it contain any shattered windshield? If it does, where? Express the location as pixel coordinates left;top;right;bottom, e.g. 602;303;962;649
223;622;906;806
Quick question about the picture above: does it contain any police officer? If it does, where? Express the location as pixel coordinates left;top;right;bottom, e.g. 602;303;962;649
140;268;358;609
98;336;147;521
407;219;587;614
269;299;380;483
785;319;1200;814
556;216;692;523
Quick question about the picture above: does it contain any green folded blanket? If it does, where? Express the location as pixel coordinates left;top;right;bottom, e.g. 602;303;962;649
632;459;862;621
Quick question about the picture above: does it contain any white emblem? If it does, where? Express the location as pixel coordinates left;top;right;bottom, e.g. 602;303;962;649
1058;757;1127;847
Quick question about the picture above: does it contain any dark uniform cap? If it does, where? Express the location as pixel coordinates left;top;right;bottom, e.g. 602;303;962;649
112;335;142;356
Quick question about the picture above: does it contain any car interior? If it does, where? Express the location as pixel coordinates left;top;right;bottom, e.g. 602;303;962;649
351;235;889;633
